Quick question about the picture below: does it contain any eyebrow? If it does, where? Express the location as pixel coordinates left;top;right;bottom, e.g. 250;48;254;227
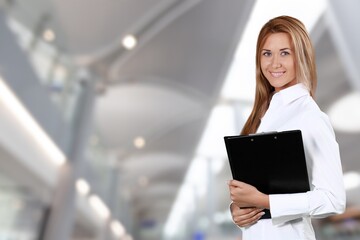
261;48;291;51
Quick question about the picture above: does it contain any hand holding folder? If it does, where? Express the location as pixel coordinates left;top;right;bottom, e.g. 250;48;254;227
224;130;310;219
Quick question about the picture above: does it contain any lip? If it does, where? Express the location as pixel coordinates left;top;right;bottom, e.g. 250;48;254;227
270;71;285;78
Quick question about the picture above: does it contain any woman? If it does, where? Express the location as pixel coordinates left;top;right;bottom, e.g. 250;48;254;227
228;16;346;240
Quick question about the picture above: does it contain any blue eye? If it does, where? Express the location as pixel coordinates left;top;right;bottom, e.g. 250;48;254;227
263;51;271;57
281;51;290;56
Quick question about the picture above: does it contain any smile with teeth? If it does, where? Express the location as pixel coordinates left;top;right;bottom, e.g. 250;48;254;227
271;71;285;78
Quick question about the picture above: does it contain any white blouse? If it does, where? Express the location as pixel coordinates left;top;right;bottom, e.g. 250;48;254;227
240;83;346;240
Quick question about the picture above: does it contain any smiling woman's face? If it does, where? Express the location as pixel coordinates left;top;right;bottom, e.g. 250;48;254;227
260;32;297;92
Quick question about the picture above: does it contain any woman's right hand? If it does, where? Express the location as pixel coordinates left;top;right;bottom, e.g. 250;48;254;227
230;202;265;227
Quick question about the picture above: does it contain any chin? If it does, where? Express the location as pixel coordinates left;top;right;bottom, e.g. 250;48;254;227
269;82;285;89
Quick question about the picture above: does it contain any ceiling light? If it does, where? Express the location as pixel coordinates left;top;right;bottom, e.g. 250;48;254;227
89;195;110;219
134;136;146;149
110;220;126;237
76;179;90;196
343;171;360;190
122;35;137;50
0;77;66;165
328;91;360;133
42;29;55;42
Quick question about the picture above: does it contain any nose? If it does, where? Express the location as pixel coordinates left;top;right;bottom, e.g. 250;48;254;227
271;55;281;68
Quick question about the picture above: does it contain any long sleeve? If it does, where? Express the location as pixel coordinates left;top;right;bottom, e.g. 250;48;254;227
269;110;346;225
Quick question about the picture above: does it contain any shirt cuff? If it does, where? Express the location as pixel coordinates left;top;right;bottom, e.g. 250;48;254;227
269;192;309;225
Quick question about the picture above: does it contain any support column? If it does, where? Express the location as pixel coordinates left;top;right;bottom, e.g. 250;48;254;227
101;159;121;240
42;77;96;240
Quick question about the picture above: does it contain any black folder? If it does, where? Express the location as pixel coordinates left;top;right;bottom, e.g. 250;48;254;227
224;130;310;219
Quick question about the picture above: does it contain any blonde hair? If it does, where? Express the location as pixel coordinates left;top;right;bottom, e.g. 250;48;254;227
241;15;317;135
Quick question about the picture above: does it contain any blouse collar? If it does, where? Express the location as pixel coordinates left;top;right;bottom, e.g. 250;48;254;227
272;83;310;105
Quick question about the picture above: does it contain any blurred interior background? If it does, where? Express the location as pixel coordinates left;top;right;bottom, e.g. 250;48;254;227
0;0;359;239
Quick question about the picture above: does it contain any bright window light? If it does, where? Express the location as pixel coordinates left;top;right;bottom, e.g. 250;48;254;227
76;179;90;196
0;77;66;165
89;195;110;219
196;104;237;158
163;183;194;237
343;171;360;190
328;91;360;133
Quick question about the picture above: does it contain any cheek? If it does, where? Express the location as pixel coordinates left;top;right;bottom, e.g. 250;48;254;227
287;60;295;72
260;63;267;75
260;58;270;70
260;68;266;76
260;68;268;80
287;63;295;76
260;65;268;76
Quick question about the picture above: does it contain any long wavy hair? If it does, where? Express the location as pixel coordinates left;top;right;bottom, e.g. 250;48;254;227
241;15;317;135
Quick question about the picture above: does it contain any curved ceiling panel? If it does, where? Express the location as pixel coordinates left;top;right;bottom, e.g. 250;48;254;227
110;0;254;99
94;81;207;150
50;0;165;54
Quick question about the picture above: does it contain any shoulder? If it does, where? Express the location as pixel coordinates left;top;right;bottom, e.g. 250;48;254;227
299;98;336;138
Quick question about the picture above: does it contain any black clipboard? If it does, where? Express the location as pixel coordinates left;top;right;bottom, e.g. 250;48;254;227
224;130;310;219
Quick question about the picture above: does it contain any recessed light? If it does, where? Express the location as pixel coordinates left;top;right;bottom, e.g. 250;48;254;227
76;179;90;196
134;136;146;149
111;220;125;237
89;195;110;219
122;35;137;49
43;29;55;42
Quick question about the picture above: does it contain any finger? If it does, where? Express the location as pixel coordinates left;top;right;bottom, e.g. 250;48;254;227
231;206;263;218
227;179;245;187
244;211;265;226
230;203;243;214
232;209;265;227
235;211;265;227
235;207;262;217
238;207;263;215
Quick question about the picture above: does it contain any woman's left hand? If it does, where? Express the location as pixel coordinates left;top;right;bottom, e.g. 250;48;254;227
228;180;269;209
